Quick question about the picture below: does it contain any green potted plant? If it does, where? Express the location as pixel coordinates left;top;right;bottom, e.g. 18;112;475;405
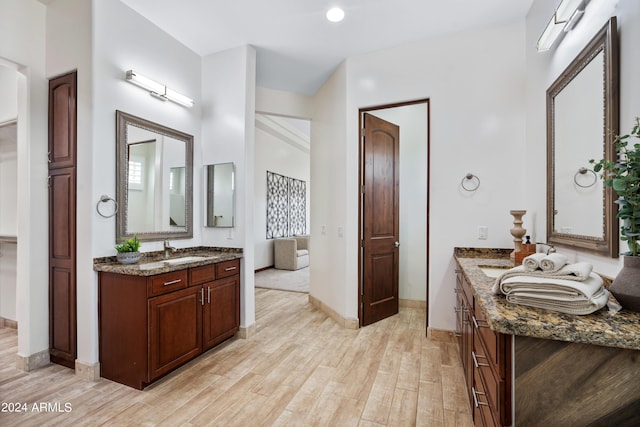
115;235;142;264
591;117;640;310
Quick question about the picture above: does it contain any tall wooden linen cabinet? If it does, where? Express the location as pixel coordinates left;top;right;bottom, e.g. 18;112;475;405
48;71;77;368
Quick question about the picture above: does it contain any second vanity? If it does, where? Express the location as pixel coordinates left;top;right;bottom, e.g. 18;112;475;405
454;248;640;427
94;248;242;390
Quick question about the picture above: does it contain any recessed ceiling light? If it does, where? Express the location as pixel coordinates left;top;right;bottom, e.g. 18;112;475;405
326;7;345;23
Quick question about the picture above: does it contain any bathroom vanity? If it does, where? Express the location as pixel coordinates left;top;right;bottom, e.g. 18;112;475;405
94;248;242;390
454;248;640;427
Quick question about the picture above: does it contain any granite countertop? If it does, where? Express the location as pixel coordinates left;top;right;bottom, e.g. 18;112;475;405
94;246;243;276
454;247;640;351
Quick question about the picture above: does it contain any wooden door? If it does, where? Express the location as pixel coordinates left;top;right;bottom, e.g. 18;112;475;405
48;71;77;368
361;113;400;326
203;275;240;351
148;286;202;380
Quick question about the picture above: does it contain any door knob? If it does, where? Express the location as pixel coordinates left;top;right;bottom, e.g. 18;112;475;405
394;241;400;248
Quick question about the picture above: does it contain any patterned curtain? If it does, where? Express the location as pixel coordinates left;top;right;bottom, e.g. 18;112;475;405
266;171;306;239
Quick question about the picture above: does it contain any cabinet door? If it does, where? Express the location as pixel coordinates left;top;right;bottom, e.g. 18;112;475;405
48;71;76;169
149;286;202;380
48;71;77;369
49;167;76;368
203;275;240;351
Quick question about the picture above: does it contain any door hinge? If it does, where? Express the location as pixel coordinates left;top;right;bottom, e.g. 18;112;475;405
361;185;365;194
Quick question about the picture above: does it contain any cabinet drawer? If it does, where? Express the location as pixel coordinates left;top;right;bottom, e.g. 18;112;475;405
474;335;500;417
473;368;498;427
215;259;240;279
190;264;216;286
473;309;499;370
148;270;188;297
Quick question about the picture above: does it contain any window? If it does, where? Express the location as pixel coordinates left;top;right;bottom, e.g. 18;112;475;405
128;158;144;191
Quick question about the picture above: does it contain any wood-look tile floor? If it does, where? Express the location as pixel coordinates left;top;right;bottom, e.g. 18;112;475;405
0;289;472;426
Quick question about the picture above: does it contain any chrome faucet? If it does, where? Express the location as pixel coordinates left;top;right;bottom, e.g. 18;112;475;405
535;242;556;255
163;240;177;259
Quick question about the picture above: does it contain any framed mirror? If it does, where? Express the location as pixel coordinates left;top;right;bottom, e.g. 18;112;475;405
547;17;619;257
204;162;235;228
116;110;193;241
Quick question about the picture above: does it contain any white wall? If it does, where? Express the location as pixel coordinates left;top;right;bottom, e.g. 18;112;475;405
525;0;640;277
201;45;257;329
369;104;428;302
256;87;313;119
71;0;201;364
0;0;48;357
310;63;349;319
254;115;310;269
311;21;527;329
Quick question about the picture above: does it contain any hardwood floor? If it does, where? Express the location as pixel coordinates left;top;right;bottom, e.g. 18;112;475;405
0;289;472;426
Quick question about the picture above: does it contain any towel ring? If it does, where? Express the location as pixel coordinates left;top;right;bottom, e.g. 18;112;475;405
574;167;597;188
461;173;480;192
96;195;118;218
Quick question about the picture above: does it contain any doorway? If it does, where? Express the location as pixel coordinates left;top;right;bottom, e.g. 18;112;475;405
254;113;311;294
0;64;19;331
358;99;430;330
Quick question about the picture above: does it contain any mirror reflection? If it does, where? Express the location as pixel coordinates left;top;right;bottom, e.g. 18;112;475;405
552;51;604;237
116;110;193;242
546;17;618;257
204;163;235;228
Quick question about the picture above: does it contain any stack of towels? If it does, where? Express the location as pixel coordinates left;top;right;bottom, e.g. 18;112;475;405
492;253;609;315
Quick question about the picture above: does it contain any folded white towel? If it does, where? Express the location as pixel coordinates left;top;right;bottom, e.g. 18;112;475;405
499;272;604;299
505;287;609;315
523;253;546;271
540;253;568;272
491;262;594;294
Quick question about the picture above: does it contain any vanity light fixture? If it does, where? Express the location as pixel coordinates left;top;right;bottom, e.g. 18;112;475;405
125;70;194;108
537;0;584;52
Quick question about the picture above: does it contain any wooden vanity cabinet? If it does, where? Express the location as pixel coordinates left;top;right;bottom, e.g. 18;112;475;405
148;285;202;381
455;264;512;427
99;259;240;389
192;260;240;351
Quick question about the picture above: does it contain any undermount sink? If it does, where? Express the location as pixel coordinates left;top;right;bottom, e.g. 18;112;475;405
163;256;213;265
479;266;510;278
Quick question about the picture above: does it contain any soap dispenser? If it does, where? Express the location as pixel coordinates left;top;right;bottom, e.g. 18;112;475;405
522;235;536;254
515;236;537;266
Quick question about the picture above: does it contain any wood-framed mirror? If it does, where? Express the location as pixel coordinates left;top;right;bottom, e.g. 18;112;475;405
547;17;619;257
116;110;193;242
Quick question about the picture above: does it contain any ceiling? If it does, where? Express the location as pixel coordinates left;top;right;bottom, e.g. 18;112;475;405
120;0;534;96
